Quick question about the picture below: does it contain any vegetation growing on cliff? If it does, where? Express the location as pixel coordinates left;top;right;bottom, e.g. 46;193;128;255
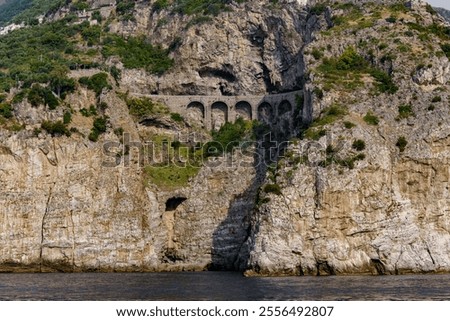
144;164;200;190
204;117;255;156
0;0;64;26
319;144;366;170
79;73;111;97
88;116;108;142
152;0;248;26
302;104;347;140
396;136;407;152
317;47;397;94
124;96;170;118
263;183;282;195
41;120;70;137
153;0;242;16
102;35;173;74
0;18;172;97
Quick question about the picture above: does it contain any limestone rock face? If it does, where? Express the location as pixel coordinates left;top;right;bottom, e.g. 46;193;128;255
413;57;450;86
2;0;450;275
243;141;450;275
0;130;258;271
241;0;450;276
111;0;308;95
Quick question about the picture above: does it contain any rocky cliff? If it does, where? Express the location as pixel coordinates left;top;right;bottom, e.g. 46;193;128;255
243;0;450;275
1;0;450;275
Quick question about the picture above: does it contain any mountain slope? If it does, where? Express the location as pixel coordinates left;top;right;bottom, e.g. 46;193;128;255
0;0;63;27
435;6;450;23
0;0;450;275
243;0;450;276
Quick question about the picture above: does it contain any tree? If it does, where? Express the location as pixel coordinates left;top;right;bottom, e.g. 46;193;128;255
49;64;70;98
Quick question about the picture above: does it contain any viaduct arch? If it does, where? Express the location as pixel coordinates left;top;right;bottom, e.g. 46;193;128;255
131;90;302;130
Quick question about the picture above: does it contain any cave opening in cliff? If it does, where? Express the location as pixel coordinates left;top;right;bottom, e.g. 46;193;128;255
165;197;187;211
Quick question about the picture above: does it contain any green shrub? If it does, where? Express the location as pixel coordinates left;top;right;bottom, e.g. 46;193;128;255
313;104;347;127
319;150;366;169
93;116;107;133
263;183;282;196
174;0;233;16
127;97;157;118
79;73;111;97
388;3;409;13
344;121;356;129
114;127;124;138
63;111;72;124
407;22;450;40
378;43;388;50
80;105;98;117
102;35;173;74
426;4;436;15
171;141;182;149
352;139;366;151
310;4;326;15
153;0;170;12
170;113;184;122
41;120;70;136
337;154;365;169
363;111;379;125
0;19;78;93
385;16;396;23
317;47;397;93
88;130;100;142
144;163;200;190
326;145;335;155
98;102;108;110
303;127;327;140
398;104;414;119
0;103;13;118
369;69;398;94
50;74;76;99
110;66;121;84
89;116;108;142
432;96;442;103
116;0;135;16
311;48;324;60
92;11;102;22
354;153;366;161
27;85;59;109
441;44;450;58
12;90;27;104
71;1;89;11
396;136;407;152
204;117;253;156
313;87;324;99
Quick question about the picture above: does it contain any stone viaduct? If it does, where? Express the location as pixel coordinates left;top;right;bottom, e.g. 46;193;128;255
131;90;302;130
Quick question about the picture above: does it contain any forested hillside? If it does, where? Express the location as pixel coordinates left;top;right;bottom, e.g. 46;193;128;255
0;0;64;26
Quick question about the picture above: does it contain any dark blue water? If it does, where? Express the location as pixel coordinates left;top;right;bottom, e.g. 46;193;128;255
0;272;449;300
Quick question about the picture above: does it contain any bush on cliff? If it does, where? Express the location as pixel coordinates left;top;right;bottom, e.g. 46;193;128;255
41;120;70;137
263;183;282;196
204;117;254;156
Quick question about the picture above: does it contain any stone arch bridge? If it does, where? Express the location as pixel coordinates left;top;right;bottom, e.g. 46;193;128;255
131;91;302;130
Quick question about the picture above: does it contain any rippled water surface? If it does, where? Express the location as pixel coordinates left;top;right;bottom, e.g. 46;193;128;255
0;272;449;300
